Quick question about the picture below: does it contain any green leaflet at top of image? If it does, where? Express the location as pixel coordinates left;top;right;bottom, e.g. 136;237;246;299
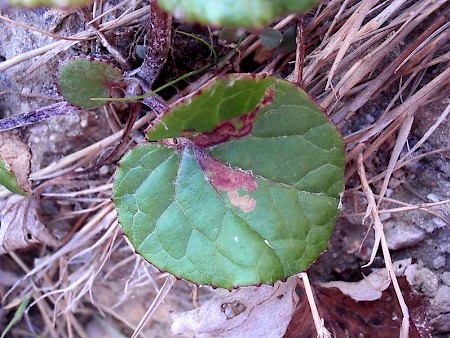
113;75;345;289
157;0;318;27
57;58;123;109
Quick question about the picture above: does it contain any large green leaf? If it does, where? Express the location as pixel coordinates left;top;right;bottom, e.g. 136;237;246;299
157;0;318;27
113;76;344;289
57;58;123;109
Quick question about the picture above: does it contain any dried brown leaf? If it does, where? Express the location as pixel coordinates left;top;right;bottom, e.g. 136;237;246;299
171;277;298;337
285;276;432;338
0;195;59;255
321;259;414;301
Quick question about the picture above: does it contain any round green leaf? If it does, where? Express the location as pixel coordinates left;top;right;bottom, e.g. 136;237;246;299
113;76;345;289
57;58;123;109
157;0;319;27
259;27;283;49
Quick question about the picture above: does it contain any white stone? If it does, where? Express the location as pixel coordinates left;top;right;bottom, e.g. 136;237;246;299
384;222;426;250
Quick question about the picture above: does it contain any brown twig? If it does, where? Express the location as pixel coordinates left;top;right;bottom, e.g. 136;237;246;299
293;16;305;86
138;0;172;87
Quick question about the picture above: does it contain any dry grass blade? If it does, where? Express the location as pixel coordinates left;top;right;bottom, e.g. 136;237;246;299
357;154;409;338
7;253;61;338
326;0;378;91
0;5;150;73
376;113;414;207
401;101;450;158
130;275;176;338
299;273;332;338
344;192;450;226
0;13;94;41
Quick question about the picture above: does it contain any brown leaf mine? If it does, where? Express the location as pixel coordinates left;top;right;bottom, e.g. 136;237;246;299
199;155;258;212
193;88;275;148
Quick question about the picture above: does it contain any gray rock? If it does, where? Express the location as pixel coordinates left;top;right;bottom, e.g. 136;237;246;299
431;285;450;314
430;285;450;333
432;255;446;269
431;313;450;333
440;272;450;286
384;221;426;250
412;267;439;297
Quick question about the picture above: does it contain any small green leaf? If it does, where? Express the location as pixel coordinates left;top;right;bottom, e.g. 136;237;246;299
57;58;123;109
259;27;283;49
0;132;32;196
279;26;298;53
113;76;345;289
157;0;318;27
7;0;92;7
0;158;25;196
0;295;32;338
219;27;245;43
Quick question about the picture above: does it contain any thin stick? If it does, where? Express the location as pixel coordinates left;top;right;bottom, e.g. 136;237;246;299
0;102;77;132
8;253;60;338
0;14;95;41
357;154;409;338
299;273;332;338
401;101;450;159
377;113;414;207
293;16;305;86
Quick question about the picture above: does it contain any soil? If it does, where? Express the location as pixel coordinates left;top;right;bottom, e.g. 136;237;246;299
0;1;449;338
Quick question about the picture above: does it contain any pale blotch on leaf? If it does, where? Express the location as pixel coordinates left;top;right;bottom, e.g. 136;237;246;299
198;155;257;212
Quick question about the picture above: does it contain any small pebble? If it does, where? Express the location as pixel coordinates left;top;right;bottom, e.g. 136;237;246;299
427;193;440;202
413;267;439;297
433;256;446;269
432;218;447;230
385;222;426;250
440;272;450;286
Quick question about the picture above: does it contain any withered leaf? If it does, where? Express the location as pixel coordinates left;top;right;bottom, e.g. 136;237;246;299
172;277;298;337
0;195;59;255
285;277;432;338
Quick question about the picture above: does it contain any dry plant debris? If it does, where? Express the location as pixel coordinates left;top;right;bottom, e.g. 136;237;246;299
0;195;59;254
172;277;298;337
1;0;449;336
285;275;432;337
